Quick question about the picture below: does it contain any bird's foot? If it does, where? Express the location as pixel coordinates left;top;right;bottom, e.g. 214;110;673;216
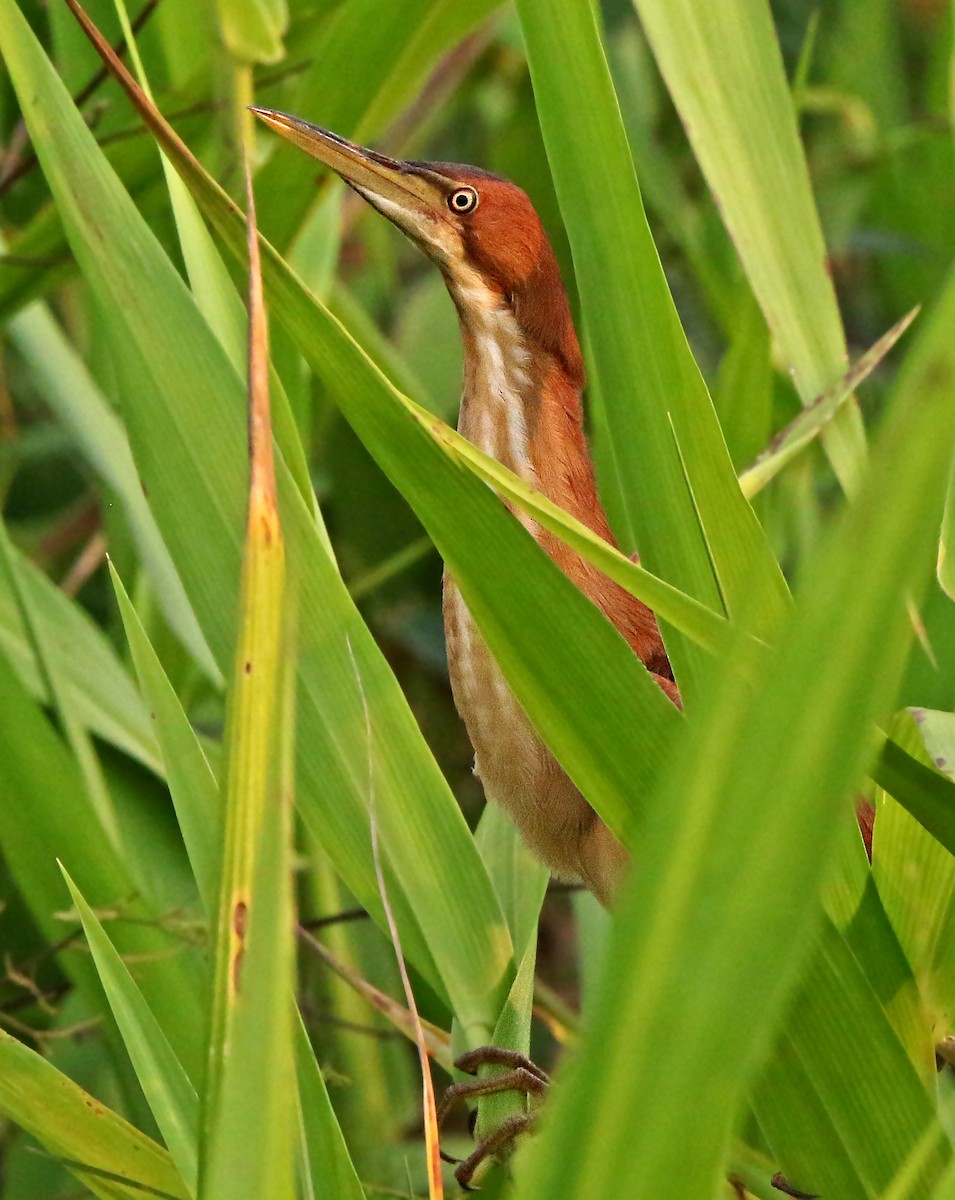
438;1046;548;1190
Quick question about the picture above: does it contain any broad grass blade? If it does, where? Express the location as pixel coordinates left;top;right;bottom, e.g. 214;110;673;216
514;292;955;1199
60;867;200;1192
111;562;221;913
631;0;868;492
293;1017;367;1200
2;284;216;677
215;0;286;65
752;918;948;1198
940;468;955;601
201;169;296;1200
0;545;160;772
875;711;955;1047
0;644;204;1078
514;0;789;700
0;1028;189;1200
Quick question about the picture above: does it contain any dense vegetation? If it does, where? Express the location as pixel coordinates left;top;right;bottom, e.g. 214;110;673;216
0;0;954;1197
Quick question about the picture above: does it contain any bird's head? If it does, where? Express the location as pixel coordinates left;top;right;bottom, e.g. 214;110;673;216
250;107;582;383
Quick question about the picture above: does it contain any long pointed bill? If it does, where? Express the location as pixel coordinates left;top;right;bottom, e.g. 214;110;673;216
248;107;446;217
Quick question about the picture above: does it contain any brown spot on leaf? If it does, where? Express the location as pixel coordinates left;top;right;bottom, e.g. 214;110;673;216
232;900;248;991
232;946;245;991
244;661;252;674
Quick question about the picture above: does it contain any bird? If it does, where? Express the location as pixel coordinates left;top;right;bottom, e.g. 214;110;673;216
250;107;680;910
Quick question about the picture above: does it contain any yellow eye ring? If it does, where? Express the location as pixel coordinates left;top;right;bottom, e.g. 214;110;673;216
447;187;479;214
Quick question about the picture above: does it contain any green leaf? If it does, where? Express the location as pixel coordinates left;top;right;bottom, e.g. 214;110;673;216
740;307;919;499
412;398;742;659
59;865;200;1192
631;0;868;493
293;1016;366;1200
110;562;221;914
713;287;773;471
2;283;216;678
475;804;548;959
514;280;955;1199
0;642;205;1079
514;0;790;703
201;174;296;1200
472;939;540;1168
940;467;955;601
875;710;955;1044
873;736;955;859
215;0;287;64
752;917;947;1199
0;543;161;774
0;1028;189;1200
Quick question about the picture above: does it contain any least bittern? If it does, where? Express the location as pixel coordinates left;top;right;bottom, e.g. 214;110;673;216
251;107;680;1185
251;106;679;907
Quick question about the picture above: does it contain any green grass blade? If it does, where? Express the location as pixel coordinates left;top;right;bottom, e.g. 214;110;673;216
825;830;935;1085
514;287;955;1199
59;866;200;1193
0;515;120;851
0;643;205;1079
0;541;160;774
940;466;955;601
201;173;296;1200
215;0;287;65
713;288;773;470
873;736;955;858
752;918;948;1198
471;938;540;1169
0;1029;189;1200
412;398;741;658
631;0;867;493
110;562;221;914
293;1016;366;1200
875;710;955;1045
475;804;548;958
514;0;789;697
740;307;919;499
3;286;216;678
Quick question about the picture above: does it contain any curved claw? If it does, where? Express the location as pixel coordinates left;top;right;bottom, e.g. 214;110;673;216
454;1112;538;1191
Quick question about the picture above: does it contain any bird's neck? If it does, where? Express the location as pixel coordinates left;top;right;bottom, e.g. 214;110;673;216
449;267;671;678
452;274;611;540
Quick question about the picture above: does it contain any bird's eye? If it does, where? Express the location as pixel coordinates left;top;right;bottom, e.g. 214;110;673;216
447;187;479;214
